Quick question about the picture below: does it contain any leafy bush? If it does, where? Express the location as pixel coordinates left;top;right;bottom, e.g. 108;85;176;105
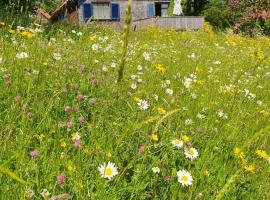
202;0;232;30
229;0;270;36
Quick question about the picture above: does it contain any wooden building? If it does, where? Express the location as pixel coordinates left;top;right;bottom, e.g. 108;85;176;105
78;0;170;24
34;0;204;29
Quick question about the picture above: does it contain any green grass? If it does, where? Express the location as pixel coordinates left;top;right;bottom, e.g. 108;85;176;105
0;23;270;199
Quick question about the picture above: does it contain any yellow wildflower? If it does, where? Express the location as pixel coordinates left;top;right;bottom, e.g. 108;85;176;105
234;148;244;158
8;29;16;34
240;158;248;166
256;49;264;61
133;96;140;102
67;164;75;172
197;80;205;85
195;67;203;72
244;165;255;173
259;110;269;116
0;21;5;26
151;134;158;142
154;64;166;73
60;141;67;148
181;135;189;143
157;107;166;114
75;181;84;190
90;35;97;41
106;152;112;158
21;31;33;39
43;62;48;66
203;170;210;177
256;150;269;160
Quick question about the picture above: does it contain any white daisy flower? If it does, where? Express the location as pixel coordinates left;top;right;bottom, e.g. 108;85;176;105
17;26;25;31
191;93;197;99
53;53;61;60
217;109;228;119
102;66;108;72
183;78;192;89
50;38;56;42
177;170;193;186
213;61;221;65
185;119;193;125
67;38;75;44
152;167;160;174
187;53;196;58
131;83;137;90
92;44;99;51
131;75;136;80
98;161;118;180
77;32;82;36
40;189;50;198
16;52;28;59
197;113;206;119
171;139;183;148
137;99;149;110
166;88;173;95
184;147;199;160
34;28;42;33
153;94;159;101
137;78;143;83
111;63;116;68
143;52;150;61
137;65;143;71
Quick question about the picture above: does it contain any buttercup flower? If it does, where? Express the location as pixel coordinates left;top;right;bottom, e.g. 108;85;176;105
181;135;190;143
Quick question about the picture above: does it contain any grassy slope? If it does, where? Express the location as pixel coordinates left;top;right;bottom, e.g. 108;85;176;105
0;24;270;199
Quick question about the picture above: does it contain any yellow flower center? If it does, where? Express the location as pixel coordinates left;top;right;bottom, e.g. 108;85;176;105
105;168;113;176
175;140;180;145
189;149;194;155
181;176;188;182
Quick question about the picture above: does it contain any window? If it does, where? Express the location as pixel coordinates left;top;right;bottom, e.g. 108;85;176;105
155;2;169;17
161;3;169;17
92;3;110;20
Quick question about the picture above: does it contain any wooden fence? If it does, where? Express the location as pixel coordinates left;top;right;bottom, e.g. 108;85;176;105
133;16;204;30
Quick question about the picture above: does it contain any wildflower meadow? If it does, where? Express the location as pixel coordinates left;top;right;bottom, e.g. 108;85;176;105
0;21;270;199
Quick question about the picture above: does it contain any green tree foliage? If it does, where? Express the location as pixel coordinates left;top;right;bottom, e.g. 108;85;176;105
202;0;232;29
1;0;36;13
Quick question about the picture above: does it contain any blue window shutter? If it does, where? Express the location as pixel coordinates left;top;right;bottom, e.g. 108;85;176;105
83;3;93;21
147;3;155;18
111;3;120;21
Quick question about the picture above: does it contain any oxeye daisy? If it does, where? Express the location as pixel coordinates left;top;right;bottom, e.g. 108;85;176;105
177;170;193;186
98;161;118;180
184;147;199;160
137;99;149;110
171;139;183;148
